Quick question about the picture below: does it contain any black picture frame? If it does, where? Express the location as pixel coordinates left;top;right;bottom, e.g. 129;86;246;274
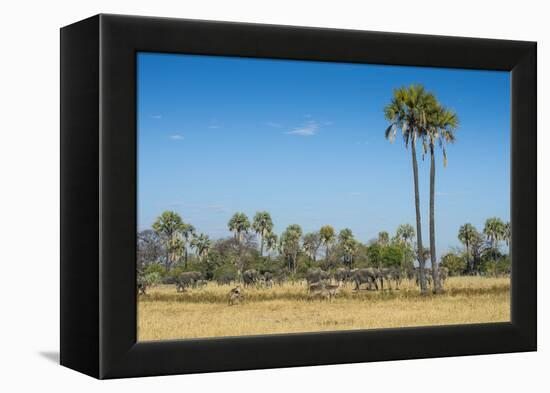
60;14;537;379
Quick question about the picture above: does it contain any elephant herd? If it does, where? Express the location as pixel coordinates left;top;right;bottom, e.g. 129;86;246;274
308;267;398;291
138;266;449;298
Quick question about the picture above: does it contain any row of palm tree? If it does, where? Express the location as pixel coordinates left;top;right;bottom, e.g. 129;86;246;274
384;84;458;294
148;208;509;281
224;211;419;274
151;211;212;268
227;211;278;256
458;217;510;274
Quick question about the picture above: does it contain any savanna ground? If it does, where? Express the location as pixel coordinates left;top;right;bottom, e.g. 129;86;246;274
137;276;510;341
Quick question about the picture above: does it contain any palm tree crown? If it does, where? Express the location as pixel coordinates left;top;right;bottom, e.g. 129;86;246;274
423;104;458;166
264;231;278;254
484;217;506;249
151;211;186;267
303;232;321;262
319;225;336;259
252;211;273;255
228;212;250;243
191;233;211;263
384;84;438;147
279;224;303;273
458;223;477;250
395;224;415;244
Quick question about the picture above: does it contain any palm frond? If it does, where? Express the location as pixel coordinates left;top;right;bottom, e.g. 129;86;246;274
385;124;395;142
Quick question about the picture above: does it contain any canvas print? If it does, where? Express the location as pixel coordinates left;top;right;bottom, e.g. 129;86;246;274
136;53;510;341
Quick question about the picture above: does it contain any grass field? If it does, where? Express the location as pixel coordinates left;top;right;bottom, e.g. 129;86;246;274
137;276;510;341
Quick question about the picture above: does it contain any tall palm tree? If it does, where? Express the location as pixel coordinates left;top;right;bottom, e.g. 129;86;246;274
395;224;415;245
425;105;458;293
504;222;511;247
484;217;505;249
280;224;303;274
167;235;185;266
384;85;436;294
377;231;390;246
458;223;477;273
252;211;274;256
191;233;212;263
181;223;196;268
303;232;322;262
228;212;250;282
319;225;335;260
264;231;278;255
394;224;415;273
484;217;506;277
228;212;250;244
338;228;357;266
151;211;186;268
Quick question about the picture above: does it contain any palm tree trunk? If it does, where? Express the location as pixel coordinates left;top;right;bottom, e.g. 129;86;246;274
429;147;442;293
184;246;188;269
465;241;470;273
411;142;427;294
260;235;264;256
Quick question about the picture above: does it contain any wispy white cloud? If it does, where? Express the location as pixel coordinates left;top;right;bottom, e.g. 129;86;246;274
349;192;362;196
208;124;222;129
151;114;162;119
285;120;318;136
169;134;184;140
265;122;282;128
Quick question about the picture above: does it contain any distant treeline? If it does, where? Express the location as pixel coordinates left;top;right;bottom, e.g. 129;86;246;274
137;210;510;286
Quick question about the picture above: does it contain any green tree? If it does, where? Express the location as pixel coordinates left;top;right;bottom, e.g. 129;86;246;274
252;211;274;256
440;252;466;276
366;243;383;268
381;244;403;268
319;225;336;260
458;223;477;273
303;232;322;262
425;104;458;293
152;211;186;269
142;263;166;278
384;85;436;294
279;224;303;274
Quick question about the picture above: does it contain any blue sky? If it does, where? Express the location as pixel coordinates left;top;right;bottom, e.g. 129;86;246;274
137;52;510;257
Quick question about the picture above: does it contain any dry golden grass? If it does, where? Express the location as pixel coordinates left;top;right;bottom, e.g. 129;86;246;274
137;276;510;341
